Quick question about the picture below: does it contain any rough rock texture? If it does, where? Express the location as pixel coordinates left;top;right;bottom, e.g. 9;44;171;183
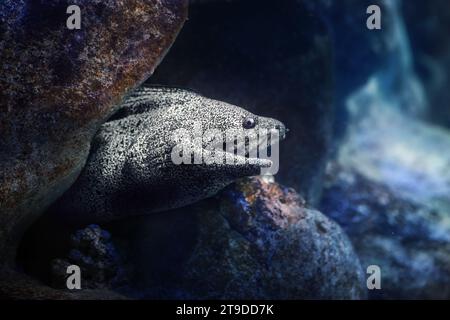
0;269;126;300
146;0;334;205
0;0;188;265
107;177;365;299
321;164;450;299
50;225;128;290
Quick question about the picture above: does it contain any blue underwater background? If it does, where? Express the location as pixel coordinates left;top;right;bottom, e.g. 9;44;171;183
4;0;450;299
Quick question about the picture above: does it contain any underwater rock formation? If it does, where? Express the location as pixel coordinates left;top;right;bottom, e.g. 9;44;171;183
321;164;450;299
0;268;126;300
0;0;188;265
325;43;450;298
319;1;450;296
146;0;334;205
107;177;365;299
50;225;128;290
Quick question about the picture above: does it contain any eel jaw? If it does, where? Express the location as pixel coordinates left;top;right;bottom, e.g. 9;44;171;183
188;127;286;170
211;127;286;169
200;148;273;168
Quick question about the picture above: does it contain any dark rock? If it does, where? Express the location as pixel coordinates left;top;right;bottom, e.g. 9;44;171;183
324;31;450;298
321;163;450;299
50;225;129;290
50;259;73;290
0;0;188;265
146;0;334;205
0;267;126;300
110;177;365;299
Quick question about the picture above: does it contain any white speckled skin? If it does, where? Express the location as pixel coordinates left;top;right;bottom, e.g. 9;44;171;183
53;87;286;223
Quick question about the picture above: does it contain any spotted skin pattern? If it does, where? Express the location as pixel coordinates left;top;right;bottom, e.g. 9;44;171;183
53;87;286;223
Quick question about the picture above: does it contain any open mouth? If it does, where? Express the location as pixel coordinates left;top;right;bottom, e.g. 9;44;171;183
193;127;287;168
224;128;286;167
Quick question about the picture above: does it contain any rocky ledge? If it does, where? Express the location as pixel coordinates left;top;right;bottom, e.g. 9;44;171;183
46;177;366;299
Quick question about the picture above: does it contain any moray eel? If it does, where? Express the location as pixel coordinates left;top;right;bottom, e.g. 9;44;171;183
52;87;287;223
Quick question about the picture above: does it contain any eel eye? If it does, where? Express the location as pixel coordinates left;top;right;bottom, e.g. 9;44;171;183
243;117;256;129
